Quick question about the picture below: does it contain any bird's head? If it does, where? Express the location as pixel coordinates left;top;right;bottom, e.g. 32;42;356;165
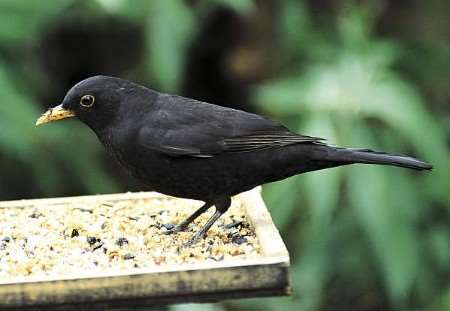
36;75;134;131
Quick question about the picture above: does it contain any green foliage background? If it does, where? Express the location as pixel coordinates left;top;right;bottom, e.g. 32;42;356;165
0;0;448;310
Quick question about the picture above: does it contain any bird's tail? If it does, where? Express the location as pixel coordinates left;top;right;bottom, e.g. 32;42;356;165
322;147;433;171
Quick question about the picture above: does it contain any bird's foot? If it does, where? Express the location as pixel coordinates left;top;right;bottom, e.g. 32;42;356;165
180;209;225;248
181;231;205;249
162;223;188;235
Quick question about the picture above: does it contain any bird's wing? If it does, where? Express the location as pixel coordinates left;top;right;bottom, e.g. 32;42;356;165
138;95;324;158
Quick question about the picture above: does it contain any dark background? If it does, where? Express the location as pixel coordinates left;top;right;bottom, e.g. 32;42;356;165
0;0;449;310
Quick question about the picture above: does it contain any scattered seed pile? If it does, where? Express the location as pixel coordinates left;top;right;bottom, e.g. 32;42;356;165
0;195;261;280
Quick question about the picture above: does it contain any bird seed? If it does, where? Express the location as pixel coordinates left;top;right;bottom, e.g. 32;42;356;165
0;195;261;281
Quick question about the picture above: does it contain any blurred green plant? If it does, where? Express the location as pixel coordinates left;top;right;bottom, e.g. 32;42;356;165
0;61;120;196
0;0;121;198
248;1;450;310
0;0;248;197
0;0;448;310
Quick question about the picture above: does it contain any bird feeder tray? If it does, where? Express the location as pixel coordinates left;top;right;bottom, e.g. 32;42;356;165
0;188;290;309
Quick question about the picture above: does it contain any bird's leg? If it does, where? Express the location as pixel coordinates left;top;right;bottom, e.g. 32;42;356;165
183;197;231;247
182;209;223;247
164;202;212;234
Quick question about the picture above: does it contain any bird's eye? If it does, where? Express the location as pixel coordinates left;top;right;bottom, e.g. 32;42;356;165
80;95;95;108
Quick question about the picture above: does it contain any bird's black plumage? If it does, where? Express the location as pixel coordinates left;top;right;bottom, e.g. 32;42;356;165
37;75;432;246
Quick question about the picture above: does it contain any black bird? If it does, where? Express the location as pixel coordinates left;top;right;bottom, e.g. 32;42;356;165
36;76;432;246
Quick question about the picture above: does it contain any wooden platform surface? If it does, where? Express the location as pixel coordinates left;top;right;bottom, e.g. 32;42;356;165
0;188;290;310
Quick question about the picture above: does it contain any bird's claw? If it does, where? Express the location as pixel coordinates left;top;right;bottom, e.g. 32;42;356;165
180;232;205;249
162;224;187;235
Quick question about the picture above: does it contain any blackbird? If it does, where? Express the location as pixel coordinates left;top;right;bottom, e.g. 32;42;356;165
36;76;432;246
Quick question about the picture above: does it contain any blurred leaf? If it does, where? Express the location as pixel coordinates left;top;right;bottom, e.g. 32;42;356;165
0;60;119;197
263;176;302;230
0;62;41;158
289;117;341;311
301;114;342;228
97;0;150;20
255;5;449;308
146;1;196;92
349;124;420;305
0;0;72;44
428;226;450;272
211;0;255;14
360;76;450;204
256;77;306;116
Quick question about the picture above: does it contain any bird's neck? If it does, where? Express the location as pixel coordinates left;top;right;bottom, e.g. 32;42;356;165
95;124;136;158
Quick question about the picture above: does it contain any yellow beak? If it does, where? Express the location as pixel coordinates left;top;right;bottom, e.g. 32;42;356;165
36;104;75;126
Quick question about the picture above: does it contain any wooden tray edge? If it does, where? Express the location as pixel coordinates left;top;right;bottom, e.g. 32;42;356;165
240;188;290;263
0;188;291;308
